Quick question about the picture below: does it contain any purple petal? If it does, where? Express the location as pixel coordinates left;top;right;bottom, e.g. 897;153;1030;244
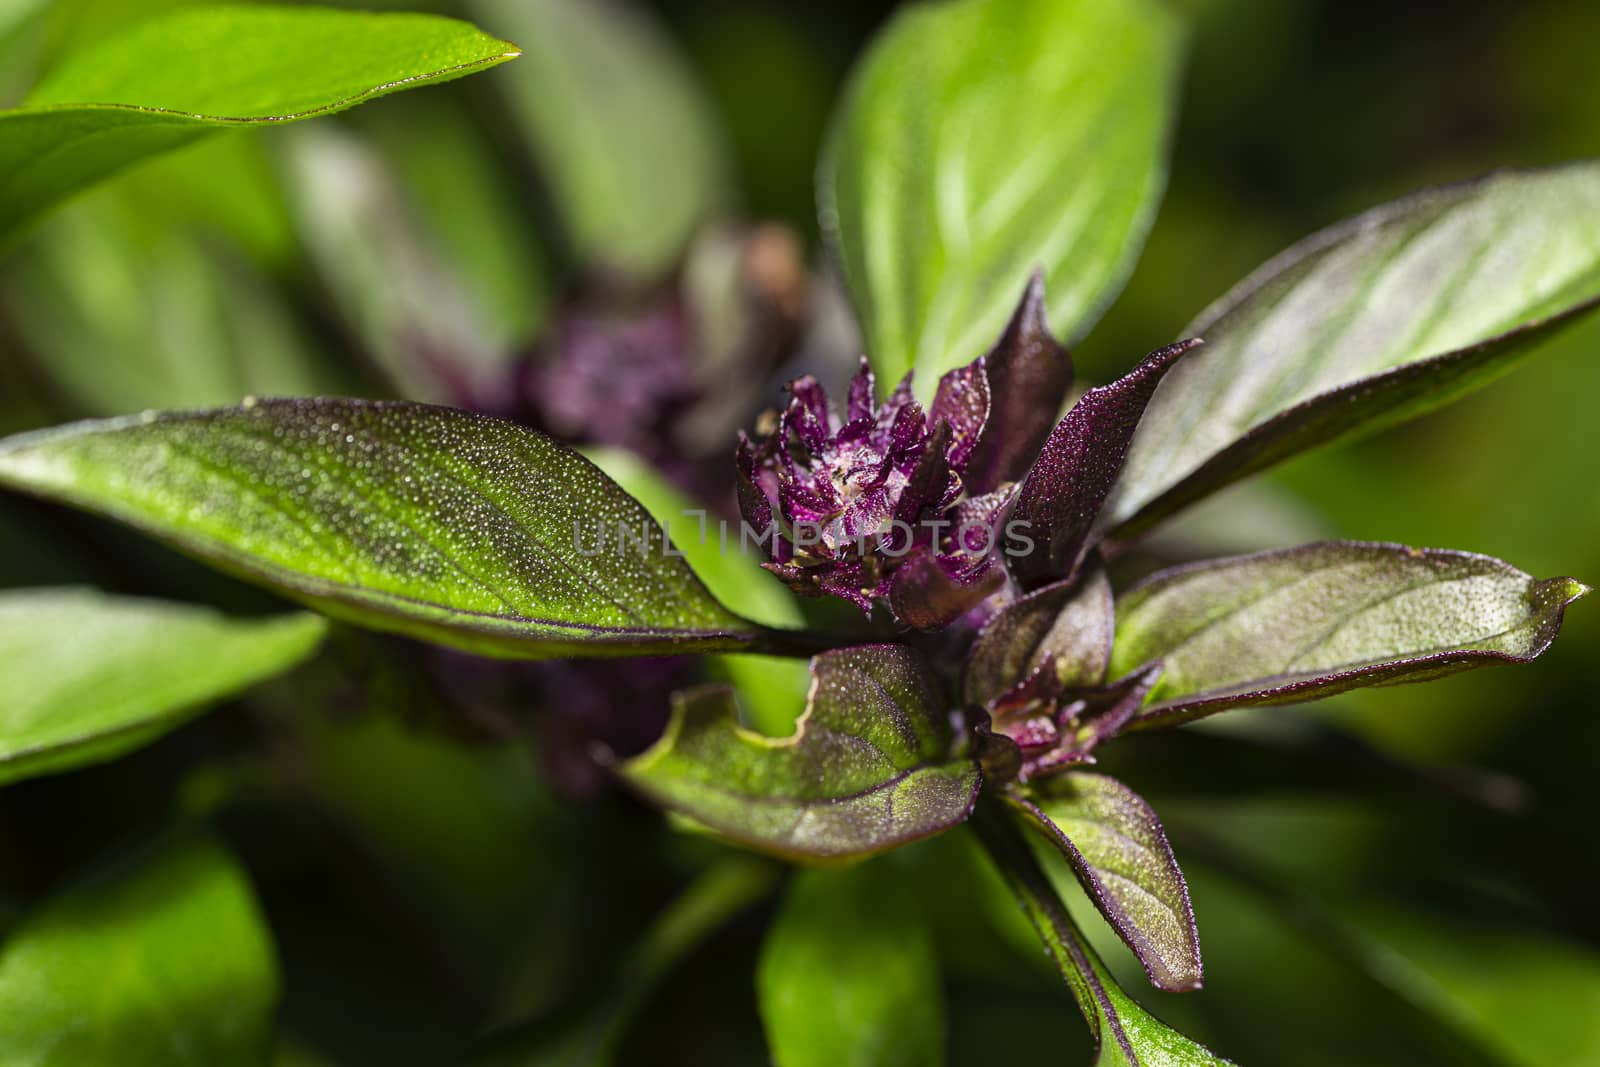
1008;339;1202;588
963;271;1074;495
893;421;954;526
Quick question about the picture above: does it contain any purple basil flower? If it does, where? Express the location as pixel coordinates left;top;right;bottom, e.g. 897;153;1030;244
736;353;1022;627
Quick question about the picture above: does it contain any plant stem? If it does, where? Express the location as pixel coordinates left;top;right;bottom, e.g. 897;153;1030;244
969;795;1120;1051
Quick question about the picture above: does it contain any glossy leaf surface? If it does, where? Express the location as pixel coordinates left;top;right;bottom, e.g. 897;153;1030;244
0;400;758;658
0;837;278;1066
758;864;943;1067
1105;163;1600;538
1011;774;1202;992
0;588;327;786
621;645;980;860
821;0;1182;398
0;6;519;242
1111;541;1588;728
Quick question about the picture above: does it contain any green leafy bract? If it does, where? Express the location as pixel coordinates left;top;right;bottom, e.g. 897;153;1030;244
1111;541;1589;728
621;644;981;860
0;587;327;786
1104;163;1600;538
0;5;520;243
821;0;1183;399
0;399;759;658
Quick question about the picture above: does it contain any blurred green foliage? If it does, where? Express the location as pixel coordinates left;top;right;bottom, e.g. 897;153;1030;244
0;0;1597;1064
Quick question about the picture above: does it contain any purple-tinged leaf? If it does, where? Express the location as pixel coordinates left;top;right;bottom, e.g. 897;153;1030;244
962;272;1075;496
1009;340;1201;588
1009;774;1202;992
886;547;1004;631
1112;541;1590;730
966;569;1114;707
972;801;1235;1066
619;645;981;860
1102;163;1600;542
0;400;759;659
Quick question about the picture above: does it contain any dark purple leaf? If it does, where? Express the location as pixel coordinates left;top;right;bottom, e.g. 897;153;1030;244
1112;541;1590;730
1009;774;1203;992
962;272;1074;495
1008;340;1201;588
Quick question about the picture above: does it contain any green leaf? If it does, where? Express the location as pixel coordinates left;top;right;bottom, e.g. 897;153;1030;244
1111;541;1589;729
0;400;760;658
472;0;728;285
0;836;279;1066
758;863;944;1067
584;446;802;631
586;446;811;736
1010;774;1202;993
0;587;327;786
1104;162;1600;539
821;0;1183;399
621;644;981;860
0;5;520;242
971;801;1233;1066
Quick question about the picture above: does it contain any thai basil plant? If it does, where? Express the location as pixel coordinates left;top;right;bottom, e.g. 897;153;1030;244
0;0;1595;1063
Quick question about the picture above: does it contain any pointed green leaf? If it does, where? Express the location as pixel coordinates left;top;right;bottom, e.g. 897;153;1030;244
758;863;944;1067
1111;541;1589;729
1104;163;1600;538
471;0;728;285
621;645;981;860
1010;774;1202;993
0;836;279;1066
821;0;1183;399
0;400;760;658
0;587;327;786
0;6;520;242
972;801;1233;1066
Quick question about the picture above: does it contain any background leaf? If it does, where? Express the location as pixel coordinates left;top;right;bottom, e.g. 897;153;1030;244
758;862;943;1067
621;645;980;860
1011;774;1203;993
0;5;519;242
0;399;759;658
1104;162;1600;538
1111;541;1588;728
0;587;326;786
820;0;1183;398
471;0;729;285
0;836;279;1066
